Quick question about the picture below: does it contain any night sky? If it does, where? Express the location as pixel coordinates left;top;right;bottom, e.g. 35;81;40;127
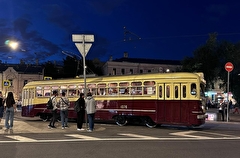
0;0;240;64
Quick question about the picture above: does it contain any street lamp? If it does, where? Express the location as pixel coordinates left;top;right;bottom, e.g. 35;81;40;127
4;40;19;50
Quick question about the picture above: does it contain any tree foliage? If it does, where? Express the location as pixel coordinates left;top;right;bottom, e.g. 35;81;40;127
43;56;104;79
182;33;240;101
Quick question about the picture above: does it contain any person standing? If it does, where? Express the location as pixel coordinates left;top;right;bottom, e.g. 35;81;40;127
58;92;69;129
48;90;58;129
5;92;16;131
76;93;85;131
233;102;240;114
85;92;96;132
0;91;5;128
218;101;225;121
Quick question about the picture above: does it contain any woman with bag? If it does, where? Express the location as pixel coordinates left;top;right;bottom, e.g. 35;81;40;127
76;93;85;131
5;92;16;131
59;92;70;129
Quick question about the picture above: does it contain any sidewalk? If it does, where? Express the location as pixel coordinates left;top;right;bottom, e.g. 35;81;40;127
0;111;106;134
206;108;240;122
1;110;240;134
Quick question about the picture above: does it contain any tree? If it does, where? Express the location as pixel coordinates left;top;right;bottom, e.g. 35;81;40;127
182;33;219;90
182;33;240;101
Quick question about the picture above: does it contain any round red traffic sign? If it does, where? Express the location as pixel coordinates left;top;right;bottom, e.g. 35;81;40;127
225;62;234;72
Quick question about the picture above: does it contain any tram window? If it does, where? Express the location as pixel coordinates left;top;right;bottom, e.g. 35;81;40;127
119;82;129;95
68;85;77;96
131;87;142;95
51;86;59;96
60;85;67;95
159;86;163;98
183;85;186;98
43;86;51;96
78;84;85;94
131;82;142;95
88;84;97;95
109;83;117;87
143;81;155;95
144;87;155;95
191;83;197;95
166;85;170;98
175;86;178;98
97;83;106;95
36;86;43;97
131;82;142;86
108;83;118;95
90;88;97;96
60;89;67;95
69;89;77;96
108;88;118;95
144;81;155;86
200;83;205;97
31;89;35;99
98;88;106;95
120;88;129;94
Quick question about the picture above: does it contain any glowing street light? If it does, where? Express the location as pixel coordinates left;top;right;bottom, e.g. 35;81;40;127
4;40;19;50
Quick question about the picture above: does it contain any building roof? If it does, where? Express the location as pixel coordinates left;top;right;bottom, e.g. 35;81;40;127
0;64;43;74
113;57;182;65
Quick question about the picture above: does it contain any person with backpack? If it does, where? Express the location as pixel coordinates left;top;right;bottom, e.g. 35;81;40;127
58;92;70;129
76;93;85;131
48;90;58;129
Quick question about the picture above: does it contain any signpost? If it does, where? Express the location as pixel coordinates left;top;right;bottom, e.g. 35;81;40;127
225;62;234;122
72;34;94;129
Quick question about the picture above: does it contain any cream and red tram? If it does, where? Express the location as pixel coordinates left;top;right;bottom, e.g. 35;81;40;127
21;72;206;128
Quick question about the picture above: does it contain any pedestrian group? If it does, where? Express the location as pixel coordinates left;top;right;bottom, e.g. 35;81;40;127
0;89;96;133
47;90;96;132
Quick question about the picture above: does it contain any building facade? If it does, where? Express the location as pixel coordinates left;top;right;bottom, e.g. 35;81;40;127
0;64;43;100
103;52;182;76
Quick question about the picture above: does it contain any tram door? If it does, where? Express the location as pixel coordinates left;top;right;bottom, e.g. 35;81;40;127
157;84;165;121
162;83;182;123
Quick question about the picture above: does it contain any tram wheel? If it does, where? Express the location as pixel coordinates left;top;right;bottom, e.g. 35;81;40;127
115;116;128;126
145;117;157;128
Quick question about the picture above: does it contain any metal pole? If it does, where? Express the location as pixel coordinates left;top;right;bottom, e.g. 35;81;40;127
227;71;229;122
82;35;88;129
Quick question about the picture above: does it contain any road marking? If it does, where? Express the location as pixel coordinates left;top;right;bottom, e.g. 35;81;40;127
65;134;101;140
198;131;237;137
5;135;37;142
170;131;211;139
119;133;159;140
1;132;240;143
170;130;239;139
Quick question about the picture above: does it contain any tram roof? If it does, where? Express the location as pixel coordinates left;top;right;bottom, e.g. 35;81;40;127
24;72;205;87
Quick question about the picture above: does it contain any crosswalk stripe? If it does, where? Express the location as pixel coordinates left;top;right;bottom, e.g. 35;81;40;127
65;134;101;140
5;135;37;142
170;131;211;139
118;133;158;139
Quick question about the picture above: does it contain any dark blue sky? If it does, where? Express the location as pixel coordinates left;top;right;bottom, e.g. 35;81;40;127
0;0;240;64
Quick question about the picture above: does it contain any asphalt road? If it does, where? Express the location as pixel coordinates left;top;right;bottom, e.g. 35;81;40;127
0;111;240;158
